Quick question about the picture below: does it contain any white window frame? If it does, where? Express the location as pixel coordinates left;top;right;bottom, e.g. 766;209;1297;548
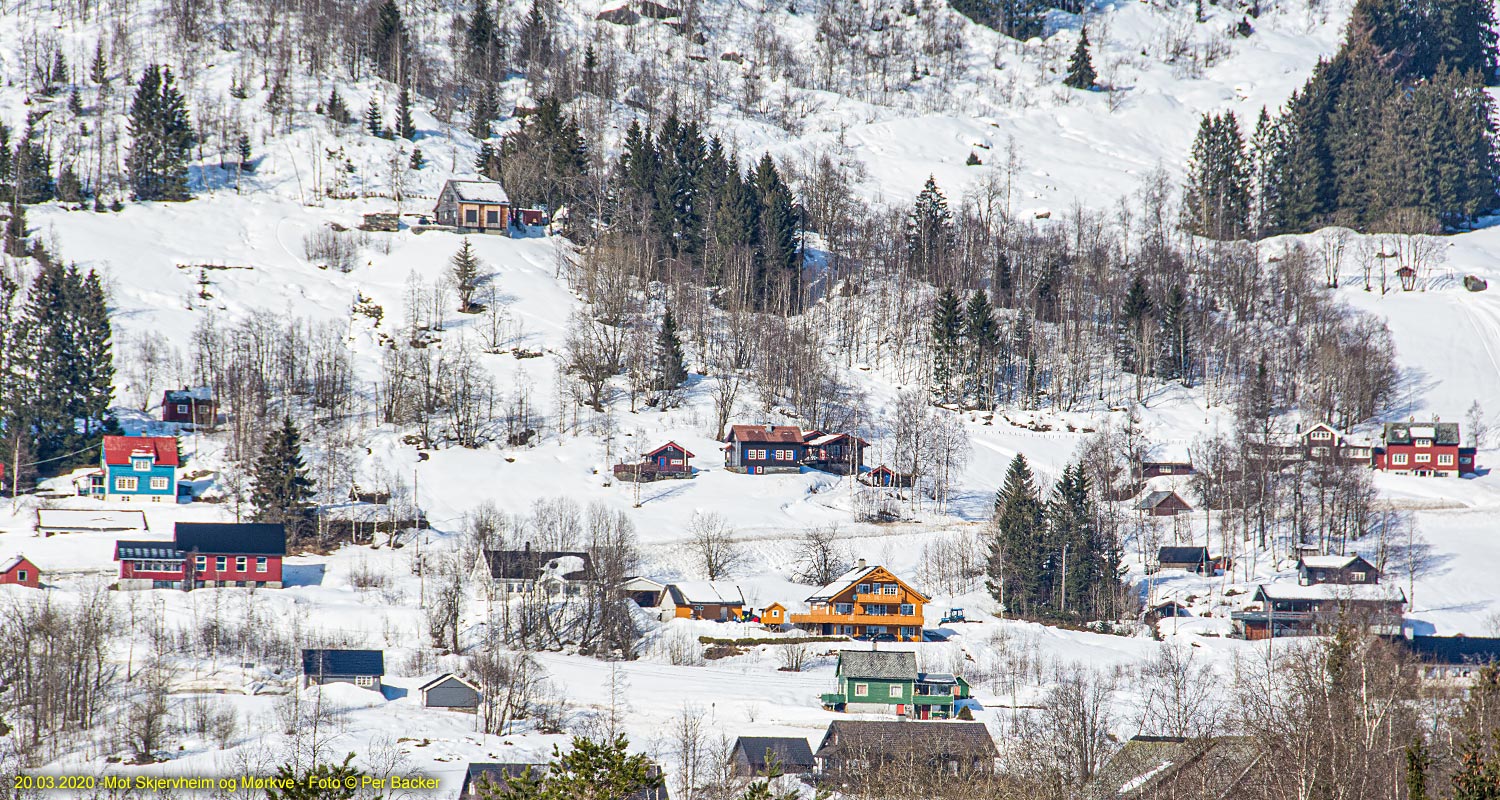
236;556;247;571
132;458;152;472
256;557;268;572
882;583;898;595
115;476;138;491
1310;429;1332;440
834;602;853;614
854;683;868;697
17;570;27;582
1416;439;1432;448
1415;453;1431;463
856;583;871;595
1351;572;1366;582
900;603;915;615
149;476;169;490
215;556;227;571
176;404;188;414
1393;453;1409;465
196;555;207;570
1438;454;1454;465
889;684;902;698
354;675;376;687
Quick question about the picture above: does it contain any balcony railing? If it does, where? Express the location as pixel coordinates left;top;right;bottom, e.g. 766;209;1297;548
788;610;924;626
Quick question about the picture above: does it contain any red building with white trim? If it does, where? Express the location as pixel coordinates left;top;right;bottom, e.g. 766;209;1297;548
1374;421;1476;477
115;522;286;590
0;555;40;588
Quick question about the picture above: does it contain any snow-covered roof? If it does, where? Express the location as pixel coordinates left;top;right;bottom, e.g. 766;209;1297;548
1;555;31;573
164;386;213;402
36;509;149;531
806;564;879;602
1298;554;1366;570
1256;583;1405;603
445;179;510;204
665;581;744;605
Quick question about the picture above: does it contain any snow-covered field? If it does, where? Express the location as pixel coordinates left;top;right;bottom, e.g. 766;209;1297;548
5;0;1500;793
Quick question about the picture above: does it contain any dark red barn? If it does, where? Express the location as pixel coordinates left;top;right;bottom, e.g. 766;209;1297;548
0;554;40;588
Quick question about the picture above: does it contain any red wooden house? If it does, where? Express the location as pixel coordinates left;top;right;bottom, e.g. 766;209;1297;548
161;387;216;427
0;554;40;588
724;425;868;475
613;441;695;482
1374;421;1475;477
1137;490;1192;517
115;522;286;590
860;465;914;488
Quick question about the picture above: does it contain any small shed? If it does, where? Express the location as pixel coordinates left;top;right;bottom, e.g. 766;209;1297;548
1144;600;1192;626
861;465;914;488
0;555;40;588
762;601;788;626
419;673;481;709
660;581;745;620
730;736;816;776
1137;490;1192;517
620;576;666;607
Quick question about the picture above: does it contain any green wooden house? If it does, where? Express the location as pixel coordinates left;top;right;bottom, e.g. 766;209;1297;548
820;650;971;719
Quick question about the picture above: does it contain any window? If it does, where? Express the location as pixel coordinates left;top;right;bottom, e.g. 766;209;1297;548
901;626;917;638
1461;456;1473;464
115;477;138;491
1351;572;1366;582
1393;454;1409;465
355;675;376;687
900;603;915;615
464;208;477;223
866;605;887;615
1415;453;1431;463
149;477;169;490
132;457;152;471
882;583;898;595
854;683;868;697
1310;429;1332;440
1416;438;1432;447
856;583;870;595
1311;446;1329;457
889;684;903;698
215;556;227;571
834;602;853;614
1438;454;1454;465
196;556;207;571
16;570;26;582
1160;465;1173;474
257;557;268;572
176;404;188;414
236;556;247;571
485;209;499;225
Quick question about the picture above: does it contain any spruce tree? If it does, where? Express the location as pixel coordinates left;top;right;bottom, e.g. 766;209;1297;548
930;289;963;404
469;84;499;139
237;133;252;170
655;310;688;396
3;202;27;257
1117;274;1154;375
474;142;497;174
325;88;351;124
126;65;195;201
16;117;56;204
409;146;425;170
451;238;481;311
987;454;1045;617
1156;284;1192;384
365;97;384;138
396;87;416;140
465;0;503;81
90;40;109;85
250;415;316;543
497;96;587;210
372;0;407;83
964;290;1000;404
1064;28;1097;90
751;154;799;311
1182;111;1252;239
905;175;954;278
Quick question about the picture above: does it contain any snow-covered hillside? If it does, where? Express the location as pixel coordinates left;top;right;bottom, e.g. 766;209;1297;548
5;0;1500;793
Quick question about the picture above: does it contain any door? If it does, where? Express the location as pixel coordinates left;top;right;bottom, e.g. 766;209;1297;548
658;456;667;469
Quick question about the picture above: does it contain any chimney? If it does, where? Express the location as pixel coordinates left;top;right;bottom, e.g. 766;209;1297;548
765;424;774;433
857;558;866;570
524;541;531;554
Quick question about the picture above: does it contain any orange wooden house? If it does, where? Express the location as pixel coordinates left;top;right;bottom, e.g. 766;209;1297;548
789;560;928;641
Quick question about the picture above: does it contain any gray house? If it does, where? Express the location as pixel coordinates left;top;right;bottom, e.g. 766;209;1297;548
302;649;384;691
730;736;815;776
419;673;481;709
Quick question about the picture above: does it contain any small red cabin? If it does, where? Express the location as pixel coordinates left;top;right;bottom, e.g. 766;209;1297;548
0;555;40;588
161;387;216;427
643;441;693;473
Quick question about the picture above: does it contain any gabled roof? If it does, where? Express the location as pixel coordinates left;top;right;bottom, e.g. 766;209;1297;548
163;387;213;402
417;672;480;693
483;549;594;581
175;522;287;556
461;762;667;799
1402;635;1500;666
1137;490;1189;511
1298;554;1374;571
302;649;384;676
804;431;870;448
732;736;815;769
665;581;745;606
805;564;930;604
1156;546;1209;564
727;424;805;444
0;554;35;573
37;509;148;531
1254;582;1405;603
443;178;510;204
103;436;180;467
115;539;182;560
620;576;666;591
1384;421;1462;446
836;650;916;681
644;441;695;459
816;721;997;761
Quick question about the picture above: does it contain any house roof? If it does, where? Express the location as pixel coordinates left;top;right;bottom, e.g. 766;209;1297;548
302;649;384;676
644;441;695;459
836;649;917;680
815;721;997;761
666;581;745;606
1255;582;1405;603
37;509;148;531
115;539;182;560
804;432;870;448
1384;421;1462;446
620;576;666;591
444;179;510;204
728;424;805;444
805;564;930;604
163;387;213;402
175;523;287;556
0;554;34;573
461;762;666;799
1083;736;1262;800
102;435;180;467
732;736;815;769
1137;490;1189;511
1155;546;1209;564
1298;554;1371;570
1402;635;1500;666
483;549;594;581
917;672;958;685
417;672;480;693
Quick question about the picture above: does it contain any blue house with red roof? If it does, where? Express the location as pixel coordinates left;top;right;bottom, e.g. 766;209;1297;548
90;435;180;501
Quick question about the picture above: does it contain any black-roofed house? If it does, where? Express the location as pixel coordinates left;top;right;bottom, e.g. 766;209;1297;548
418;673;481;709
1137;490;1192;517
459;762;669;799
1400;635;1500;685
478;543;596;597
1155;546;1210;574
1083;735;1263;800
813;720;998;782
1297;554;1380;586
1375;420;1476;476
302;649;384;691
730;736;816;776
114;522;287;591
